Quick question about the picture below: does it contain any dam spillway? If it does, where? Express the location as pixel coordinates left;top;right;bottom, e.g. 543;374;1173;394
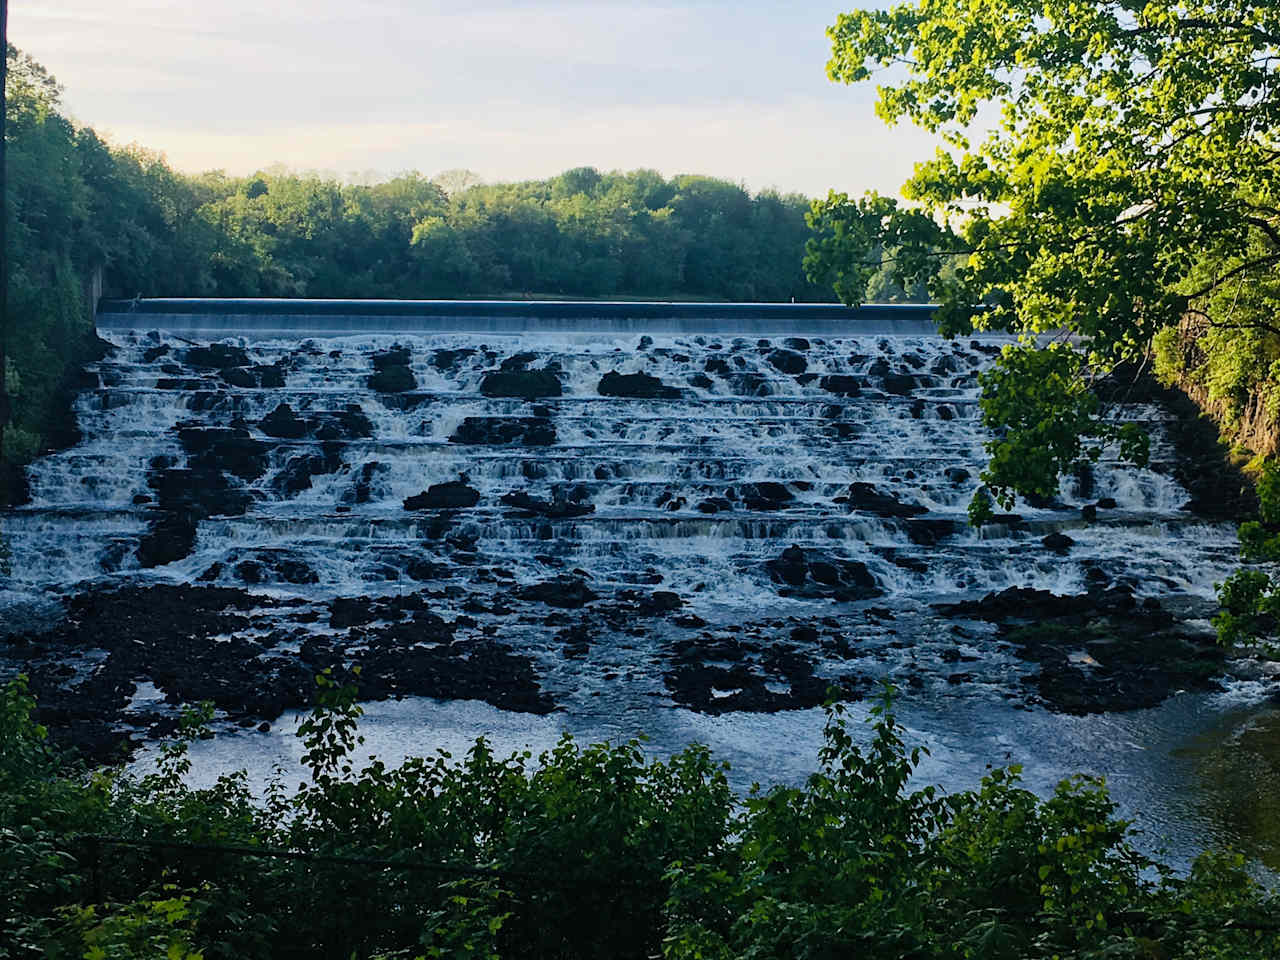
3;299;1274;867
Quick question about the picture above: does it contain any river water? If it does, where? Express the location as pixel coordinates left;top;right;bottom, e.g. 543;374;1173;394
4;301;1277;872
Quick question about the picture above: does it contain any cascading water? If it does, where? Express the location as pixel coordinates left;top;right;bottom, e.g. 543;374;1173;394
2;300;1277;870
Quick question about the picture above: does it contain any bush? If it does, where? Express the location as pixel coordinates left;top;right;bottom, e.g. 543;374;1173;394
1;676;1277;959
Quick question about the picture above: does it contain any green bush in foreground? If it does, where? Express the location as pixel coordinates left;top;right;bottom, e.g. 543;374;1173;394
1;673;1276;960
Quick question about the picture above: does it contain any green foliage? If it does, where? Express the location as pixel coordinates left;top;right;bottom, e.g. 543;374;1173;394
1;677;1278;959
975;342;1149;510
809;0;1280;517
1212;460;1280;650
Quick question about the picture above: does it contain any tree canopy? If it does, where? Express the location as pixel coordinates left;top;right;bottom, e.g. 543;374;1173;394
806;0;1280;513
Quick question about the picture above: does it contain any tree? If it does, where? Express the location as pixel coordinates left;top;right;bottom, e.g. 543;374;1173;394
806;0;1280;513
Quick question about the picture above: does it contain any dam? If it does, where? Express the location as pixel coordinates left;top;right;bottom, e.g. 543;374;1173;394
3;299;1276;869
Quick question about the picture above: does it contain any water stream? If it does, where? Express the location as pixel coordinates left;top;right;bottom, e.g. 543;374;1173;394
4;302;1277;871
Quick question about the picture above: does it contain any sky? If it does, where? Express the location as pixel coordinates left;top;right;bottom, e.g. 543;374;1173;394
13;1;940;198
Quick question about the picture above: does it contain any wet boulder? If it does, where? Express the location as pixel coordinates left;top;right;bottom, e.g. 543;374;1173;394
840;482;927;518
315;405;374;441
272;445;344;497
480;369;563;399
696;497;734;514
499;352;538;371
369;364;417;393
741;482;795;511
450;417;556;446
598;371;682;400
766;546;883;601
1042;532;1076;552
500;491;595;518
819;375;862;397
178;426;271;482
904;518;959;546
516;577;599;609
404;481;482;510
730;373;772;397
432;348;475;370
373;346;412;370
259;403;307;439
233;552;318;585
881;373;916;396
766;349;807;375
704;356;733;377
185;344;250;369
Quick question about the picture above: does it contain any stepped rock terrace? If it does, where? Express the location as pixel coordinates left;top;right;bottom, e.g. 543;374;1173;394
3;299;1275;868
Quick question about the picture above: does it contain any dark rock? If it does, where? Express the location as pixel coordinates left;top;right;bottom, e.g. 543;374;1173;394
766;546;883;601
260;403;307;439
1081;504;1098;521
186;344;250;369
766;349;807;375
178;426;271;481
480;369;562;399
516;577;598;609
818;375;862;397
372;346;412;371
405;558;451;581
369;365;417;393
219;367;258;388
404;481;482;510
784;337;811;352
881;374;916;396
257;364;286;388
944;467;972;485
688;373;714;389
741;482;795;511
432;348;475;370
1042;532;1075;552
904;519;958;546
1096;497;1118;510
316;406;374;441
704;356;732;377
696;497;734;514
500;352;539;371
730;373;772;397
843;482;927;518
500;491;595;518
142;344;170;363
598;371;682;400
450;417;556;446
272;445;343;497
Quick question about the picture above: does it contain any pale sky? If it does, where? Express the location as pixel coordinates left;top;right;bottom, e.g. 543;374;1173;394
13;1;940;198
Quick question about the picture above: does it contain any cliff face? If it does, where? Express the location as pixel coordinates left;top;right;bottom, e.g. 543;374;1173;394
1154;315;1280;461
1176;376;1280;461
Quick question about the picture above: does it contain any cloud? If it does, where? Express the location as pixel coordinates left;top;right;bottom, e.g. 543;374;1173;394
17;2;921;196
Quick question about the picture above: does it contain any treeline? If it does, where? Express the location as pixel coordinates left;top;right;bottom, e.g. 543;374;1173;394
3;675;1276;960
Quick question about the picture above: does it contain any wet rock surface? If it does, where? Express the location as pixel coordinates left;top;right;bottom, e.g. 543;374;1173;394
935;586;1225;713
3;583;556;762
405;481;482;510
598;371;682;399
2;327;1260;765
